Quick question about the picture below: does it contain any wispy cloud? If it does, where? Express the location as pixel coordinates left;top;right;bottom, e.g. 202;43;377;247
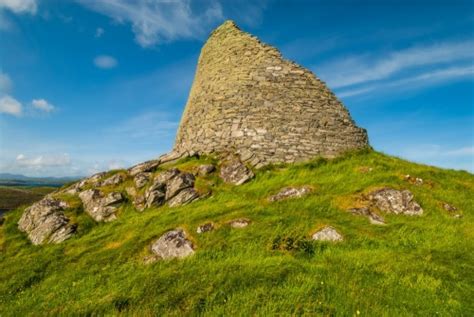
0;71;12;93
0;95;22;116
77;0;224;48
31;98;55;112
317;39;474;89
16;153;71;168
0;0;37;15
93;55;117;69
338;65;474;98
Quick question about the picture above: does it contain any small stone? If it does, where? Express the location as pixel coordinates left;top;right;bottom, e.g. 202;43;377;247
442;202;457;212
101;173;126;186
404;174;423;186
150;229;195;260
268;186;312;202
168;188;200;207
229;218;250;228
134;172;151;189
128;160;160;177
197;222;214;234
197;164;216;176
348;207;385;225
219;156;254;185
312;226;343;242
368;188;423;216
79;189;124;222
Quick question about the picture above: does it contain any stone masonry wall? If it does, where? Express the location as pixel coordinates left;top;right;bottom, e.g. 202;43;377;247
174;21;368;168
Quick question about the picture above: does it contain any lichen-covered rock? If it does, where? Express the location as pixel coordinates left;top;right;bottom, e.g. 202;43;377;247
144;180;166;208
128;159;160;177
197;222;214;234
268;186;312;202
134;194;146;212
101;173;126;186
168;188;199;207
63;172;106;194
134;172;151;189
348;207;385;225
219;157;254;185
154;168;180;184
165;173;195;200
312;226;343;242
369;188;423;216
79;189;124;222
150;229;195;260
229;218;250;228
197;164;215;176
18;198;76;245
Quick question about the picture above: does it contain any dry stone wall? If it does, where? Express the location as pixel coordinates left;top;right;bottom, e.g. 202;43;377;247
174;21;368;167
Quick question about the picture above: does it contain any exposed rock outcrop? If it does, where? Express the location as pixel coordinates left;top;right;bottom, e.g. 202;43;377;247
312;226;343;242
268;186;312;202
369;188;423;216
219;156;254;185
197;164;215;176
150;229;195;260
79;189;124;222
128;160;160;177
18;198;76;245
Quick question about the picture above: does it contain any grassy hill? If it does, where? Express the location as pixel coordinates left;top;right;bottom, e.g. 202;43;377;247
0;186;56;213
0;150;472;315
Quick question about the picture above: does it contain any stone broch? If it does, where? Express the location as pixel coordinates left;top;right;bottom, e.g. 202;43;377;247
173;20;368;167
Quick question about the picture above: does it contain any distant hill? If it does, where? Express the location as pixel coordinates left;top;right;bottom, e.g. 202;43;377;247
0;173;80;187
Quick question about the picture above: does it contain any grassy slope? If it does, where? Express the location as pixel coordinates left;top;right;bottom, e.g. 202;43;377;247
0;150;472;316
0;186;56;211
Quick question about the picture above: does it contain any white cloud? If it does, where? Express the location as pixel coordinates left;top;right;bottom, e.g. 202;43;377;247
94;55;117;69
31;98;55;112
338;65;474;98
0;0;37;14
95;27;104;38
16;153;71;168
77;0;223;47
0;71;12;93
0;94;22;116
317;40;474;89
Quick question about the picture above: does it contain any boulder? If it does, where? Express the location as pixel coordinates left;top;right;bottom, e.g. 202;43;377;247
197;164;215;176
150;229;195;260
165;173;195;200
197;222;214;234
268;186;312;202
348;207;385;225
63;172;106;194
168;188;199;207
229;218;250;228
219;157;254;185
369;188;423;216
128;159;160;177
134;172;151;189
154;168;180;184
79;189;124;222
101;173;126;186
18;198;76;245
312;226;343;242
134;194;146;212
144;180;166;209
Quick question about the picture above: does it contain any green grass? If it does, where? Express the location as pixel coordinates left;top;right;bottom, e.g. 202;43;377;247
0;150;473;316
0;186;56;211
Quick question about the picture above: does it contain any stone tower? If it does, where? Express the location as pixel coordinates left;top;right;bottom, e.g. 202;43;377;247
174;21;368;167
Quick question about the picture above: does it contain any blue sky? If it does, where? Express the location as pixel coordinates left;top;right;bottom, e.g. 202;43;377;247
0;0;473;177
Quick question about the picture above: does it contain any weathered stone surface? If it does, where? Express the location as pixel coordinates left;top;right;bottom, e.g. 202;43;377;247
219;157;254;185
79;189;124;222
173;20;368;167
348;207;385;225
134;172;151;189
128;160;160;177
197;222;214;233
63;172;106;194
369;188;423;216
144;182;166;209
154;168;180;184
197;164;216;176
168;188;200;207
312;226;343;242
166;173;195;200
268;186;312;202
101;173;125;186
18;198;76;245
134;194;146;212
150;229;195;260
229;218;250;228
